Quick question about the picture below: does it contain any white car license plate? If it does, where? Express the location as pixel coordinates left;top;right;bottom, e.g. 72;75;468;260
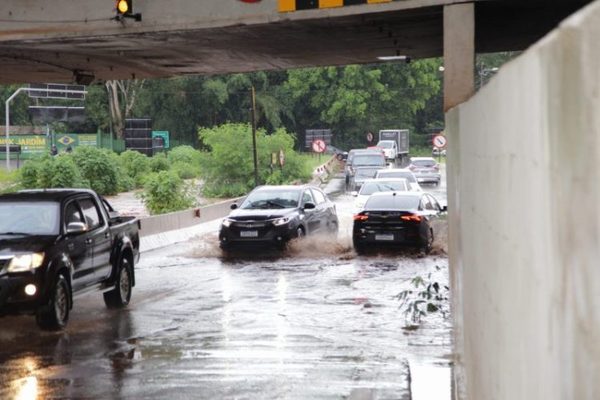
240;230;258;238
375;234;394;241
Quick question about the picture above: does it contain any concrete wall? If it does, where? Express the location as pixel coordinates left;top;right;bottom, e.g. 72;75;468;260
447;2;600;399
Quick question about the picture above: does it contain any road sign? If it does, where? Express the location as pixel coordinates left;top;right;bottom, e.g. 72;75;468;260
432;134;447;149
305;129;332;149
28;83;86;100
366;131;374;142
312;139;326;153
278;149;285;167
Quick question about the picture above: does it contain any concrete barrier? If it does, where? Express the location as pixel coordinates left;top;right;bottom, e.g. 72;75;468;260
447;2;600;399
138;196;244;252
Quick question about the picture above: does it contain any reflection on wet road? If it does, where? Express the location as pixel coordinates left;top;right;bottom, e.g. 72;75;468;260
0;188;452;400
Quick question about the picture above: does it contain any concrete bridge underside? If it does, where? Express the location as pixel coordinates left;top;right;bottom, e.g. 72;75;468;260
0;0;591;84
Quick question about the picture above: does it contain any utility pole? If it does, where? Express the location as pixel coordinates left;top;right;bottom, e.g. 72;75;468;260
251;86;259;188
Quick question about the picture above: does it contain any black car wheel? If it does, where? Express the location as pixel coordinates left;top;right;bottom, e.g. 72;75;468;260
421;228;434;254
353;239;366;255
104;258;132;309
36;274;70;331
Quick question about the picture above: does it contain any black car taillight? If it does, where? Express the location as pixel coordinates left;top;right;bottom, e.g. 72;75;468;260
400;214;422;222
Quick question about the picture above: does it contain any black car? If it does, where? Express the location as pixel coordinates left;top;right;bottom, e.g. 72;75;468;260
352;191;446;254
219;185;338;251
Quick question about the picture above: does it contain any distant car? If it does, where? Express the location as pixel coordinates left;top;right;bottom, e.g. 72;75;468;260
352;191;446;254
374;168;421;191
408;157;441;186
352;178;409;212
376;140;398;161
345;149;387;190
219;185;338;251
349;166;383;191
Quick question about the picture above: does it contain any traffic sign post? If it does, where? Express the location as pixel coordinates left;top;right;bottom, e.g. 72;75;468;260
432;134;447;162
5;86;87;170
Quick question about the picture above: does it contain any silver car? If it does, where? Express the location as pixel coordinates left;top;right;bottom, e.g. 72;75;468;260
407;157;441;185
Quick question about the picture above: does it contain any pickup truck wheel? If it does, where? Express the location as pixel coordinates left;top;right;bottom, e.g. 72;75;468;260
36;275;70;331
104;258;132;309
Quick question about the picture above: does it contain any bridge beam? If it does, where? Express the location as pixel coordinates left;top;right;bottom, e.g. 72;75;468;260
443;3;475;111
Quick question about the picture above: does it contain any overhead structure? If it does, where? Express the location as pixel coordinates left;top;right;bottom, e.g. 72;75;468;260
0;0;592;84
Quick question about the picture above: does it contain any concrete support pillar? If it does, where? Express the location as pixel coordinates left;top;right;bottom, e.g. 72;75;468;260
443;4;475;111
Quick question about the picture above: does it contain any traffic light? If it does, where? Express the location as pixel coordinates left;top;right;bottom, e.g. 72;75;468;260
115;0;142;21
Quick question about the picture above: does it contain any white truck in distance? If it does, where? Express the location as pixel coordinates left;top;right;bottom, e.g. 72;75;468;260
377;129;409;166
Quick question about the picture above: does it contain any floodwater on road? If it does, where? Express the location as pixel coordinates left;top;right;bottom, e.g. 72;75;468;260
0;185;453;400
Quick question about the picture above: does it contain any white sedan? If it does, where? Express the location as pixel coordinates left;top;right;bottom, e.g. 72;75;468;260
351;178;410;213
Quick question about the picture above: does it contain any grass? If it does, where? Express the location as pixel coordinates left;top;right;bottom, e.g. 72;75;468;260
299;152;333;171
0;169;19;193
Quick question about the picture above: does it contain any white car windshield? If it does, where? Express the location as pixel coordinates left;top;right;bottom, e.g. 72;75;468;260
376;171;416;183
359;180;408;195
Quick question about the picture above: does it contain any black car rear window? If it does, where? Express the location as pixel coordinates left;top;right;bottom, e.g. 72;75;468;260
364;195;420;210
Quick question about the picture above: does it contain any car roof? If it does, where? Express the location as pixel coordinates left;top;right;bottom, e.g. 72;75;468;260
369;191;422;199
253;185;314;191
363;178;408;184
410;157;436;161
376;168;412;173
0;188;96;202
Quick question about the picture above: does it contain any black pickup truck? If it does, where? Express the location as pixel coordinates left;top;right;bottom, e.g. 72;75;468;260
0;189;140;330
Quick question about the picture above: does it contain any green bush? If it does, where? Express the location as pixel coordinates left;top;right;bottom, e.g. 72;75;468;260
149;152;170;173
71;147;119;195
20;154;87;189
167;145;202;166
106;151;135;192
139;170;196;215
168;145;202;179
119;150;151;188
198;123;311;197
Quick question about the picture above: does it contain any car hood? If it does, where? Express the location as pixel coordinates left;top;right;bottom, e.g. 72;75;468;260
227;208;298;221
0;235;56;255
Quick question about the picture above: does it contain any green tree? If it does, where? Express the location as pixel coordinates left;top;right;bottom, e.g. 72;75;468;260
198;123;310;197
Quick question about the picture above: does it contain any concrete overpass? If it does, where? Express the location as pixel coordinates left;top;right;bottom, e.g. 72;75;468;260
0;0;591;90
2;1;600;399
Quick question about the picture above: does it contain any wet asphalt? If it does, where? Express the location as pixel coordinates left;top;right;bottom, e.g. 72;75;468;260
0;170;452;400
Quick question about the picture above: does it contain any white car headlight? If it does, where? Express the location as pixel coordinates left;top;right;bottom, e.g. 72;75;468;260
273;216;293;226
7;253;45;273
222;219;233;228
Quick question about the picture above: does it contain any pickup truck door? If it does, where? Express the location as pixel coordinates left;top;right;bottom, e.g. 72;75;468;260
63;200;95;290
78;197;113;282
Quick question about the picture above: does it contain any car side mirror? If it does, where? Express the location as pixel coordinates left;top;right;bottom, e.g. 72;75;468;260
66;222;87;235
108;210;121;223
441;205;448;212
350;191;358;197
230;203;238;210
303;202;316;210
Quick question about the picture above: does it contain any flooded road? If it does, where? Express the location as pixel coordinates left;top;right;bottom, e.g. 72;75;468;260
0;177;452;400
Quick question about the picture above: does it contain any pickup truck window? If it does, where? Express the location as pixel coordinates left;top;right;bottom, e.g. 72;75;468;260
65;201;84;225
0;201;60;235
79;198;102;230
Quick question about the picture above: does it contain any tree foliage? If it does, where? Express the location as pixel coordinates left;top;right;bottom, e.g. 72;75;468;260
198;123;310;197
139;170;196;215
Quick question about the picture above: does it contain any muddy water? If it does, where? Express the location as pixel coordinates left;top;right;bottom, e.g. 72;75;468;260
0;192;453;400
